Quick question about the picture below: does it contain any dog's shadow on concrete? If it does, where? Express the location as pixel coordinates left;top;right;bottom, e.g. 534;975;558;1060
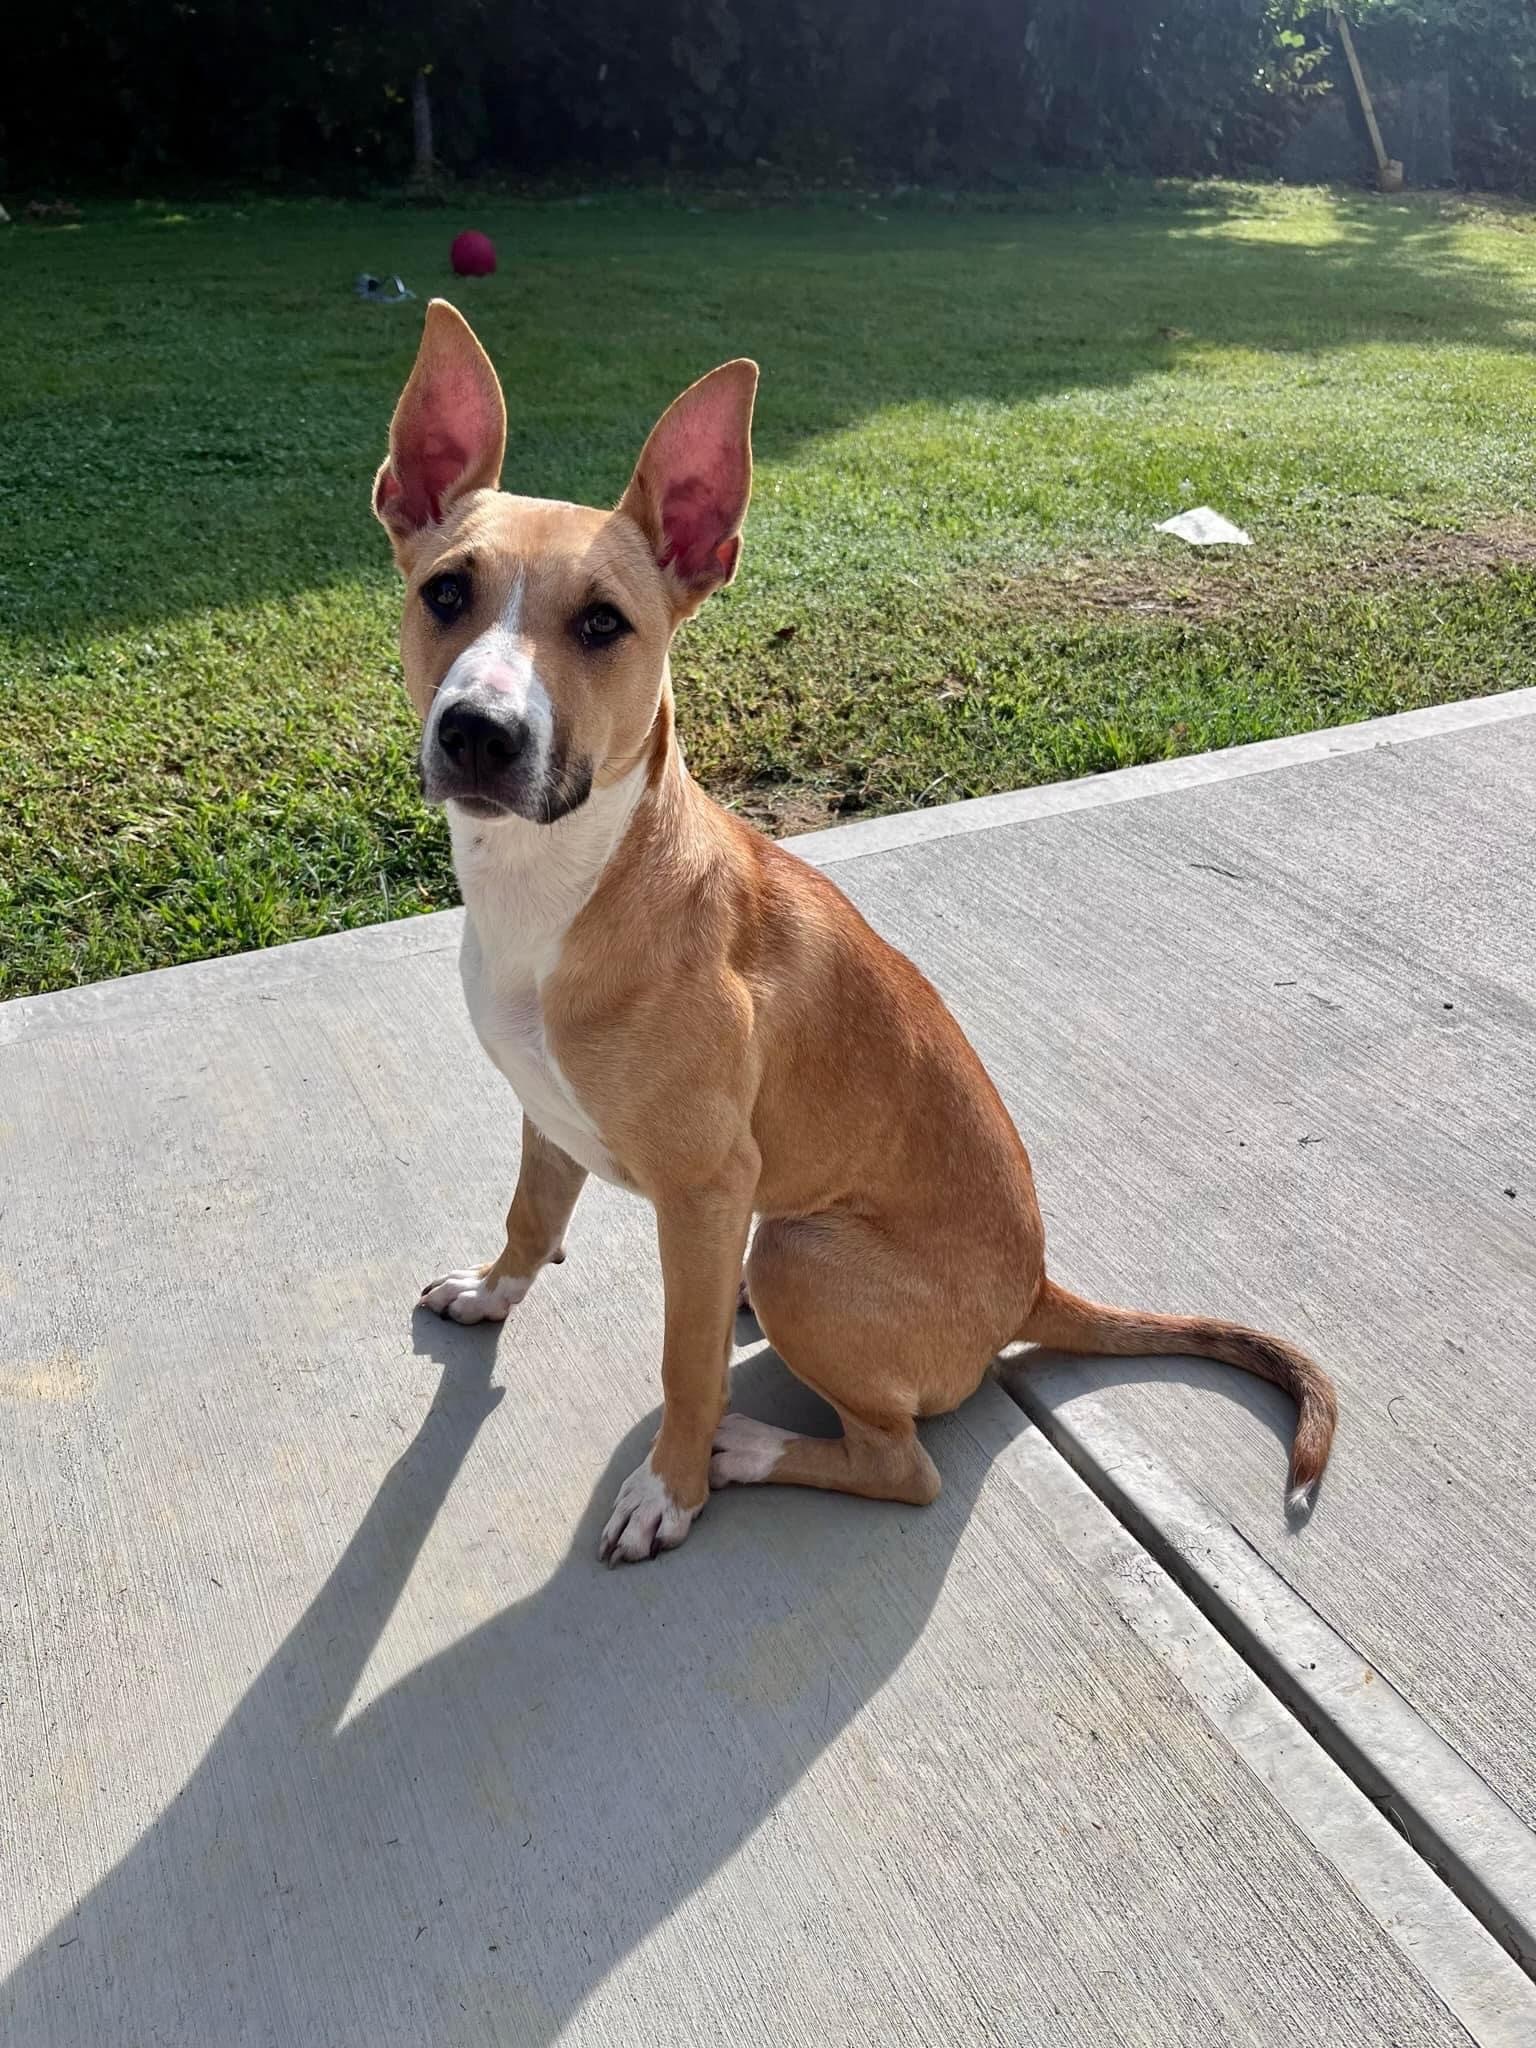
3;1311;988;2044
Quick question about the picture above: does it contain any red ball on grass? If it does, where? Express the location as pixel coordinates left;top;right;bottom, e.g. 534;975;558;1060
450;230;497;278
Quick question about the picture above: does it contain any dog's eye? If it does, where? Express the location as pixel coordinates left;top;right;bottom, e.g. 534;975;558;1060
577;603;630;647
423;572;468;622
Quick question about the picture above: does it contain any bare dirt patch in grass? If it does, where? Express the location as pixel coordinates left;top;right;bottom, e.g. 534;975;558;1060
988;519;1536;625
725;785;841;837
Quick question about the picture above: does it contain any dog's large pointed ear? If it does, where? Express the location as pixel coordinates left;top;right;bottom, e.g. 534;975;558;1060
373;300;507;554
618;360;758;615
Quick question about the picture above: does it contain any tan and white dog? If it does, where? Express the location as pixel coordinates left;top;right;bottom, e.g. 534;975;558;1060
375;302;1337;1565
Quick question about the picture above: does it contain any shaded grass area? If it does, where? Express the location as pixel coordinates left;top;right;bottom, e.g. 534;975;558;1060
3;184;1535;996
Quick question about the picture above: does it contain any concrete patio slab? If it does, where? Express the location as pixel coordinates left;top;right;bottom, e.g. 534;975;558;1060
792;690;1536;1969
2;692;1534;2041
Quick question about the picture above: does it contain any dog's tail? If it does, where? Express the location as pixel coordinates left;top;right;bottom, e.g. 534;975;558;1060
1014;1278;1337;1510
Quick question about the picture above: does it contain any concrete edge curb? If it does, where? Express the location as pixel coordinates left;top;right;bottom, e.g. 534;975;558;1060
784;686;1536;869
1001;1359;1536;1990
0;910;469;1048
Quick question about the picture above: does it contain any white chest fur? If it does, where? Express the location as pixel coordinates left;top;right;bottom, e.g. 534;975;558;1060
459;927;621;1182
449;770;646;1188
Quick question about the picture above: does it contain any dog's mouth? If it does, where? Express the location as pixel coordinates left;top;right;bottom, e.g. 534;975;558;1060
447;792;515;821
423;760;593;827
434;772;594;828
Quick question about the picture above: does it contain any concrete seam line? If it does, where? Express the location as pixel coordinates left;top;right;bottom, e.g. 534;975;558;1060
964;1388;1536;2044
1002;1364;1536;1985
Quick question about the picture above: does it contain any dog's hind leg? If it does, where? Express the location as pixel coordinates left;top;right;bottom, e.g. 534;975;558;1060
711;1213;1004;1505
710;1405;940;1504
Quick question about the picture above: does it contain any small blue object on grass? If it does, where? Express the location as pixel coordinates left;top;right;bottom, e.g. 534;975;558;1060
353;274;416;304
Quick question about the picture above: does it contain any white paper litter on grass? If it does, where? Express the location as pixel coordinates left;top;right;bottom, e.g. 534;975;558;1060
1155;506;1252;546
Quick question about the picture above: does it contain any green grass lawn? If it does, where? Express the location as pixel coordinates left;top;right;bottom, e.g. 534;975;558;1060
3;182;1535;999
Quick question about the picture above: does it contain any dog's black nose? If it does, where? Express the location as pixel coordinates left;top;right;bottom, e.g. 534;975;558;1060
436;703;529;782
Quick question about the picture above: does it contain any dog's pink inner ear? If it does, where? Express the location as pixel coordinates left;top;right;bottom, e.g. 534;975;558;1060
377;423;474;531
378;360;504;536
657;475;742;588
623;361;756;598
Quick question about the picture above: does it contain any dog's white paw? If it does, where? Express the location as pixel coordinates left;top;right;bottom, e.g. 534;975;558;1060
418;1268;530;1324
710;1411;793;1488
598;1456;701;1566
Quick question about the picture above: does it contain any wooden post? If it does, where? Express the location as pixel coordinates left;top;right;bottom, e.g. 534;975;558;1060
1331;10;1404;191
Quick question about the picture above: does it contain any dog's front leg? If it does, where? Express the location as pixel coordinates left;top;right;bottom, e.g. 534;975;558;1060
600;1159;757;1565
420;1115;587;1324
